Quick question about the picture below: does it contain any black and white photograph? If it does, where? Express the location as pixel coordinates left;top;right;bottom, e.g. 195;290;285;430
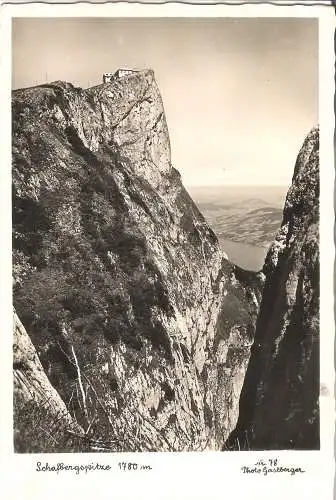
1;1;334;499
10;13;323;455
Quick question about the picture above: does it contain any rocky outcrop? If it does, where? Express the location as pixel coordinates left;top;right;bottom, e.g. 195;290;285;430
12;72;256;451
13;310;84;452
226;127;319;450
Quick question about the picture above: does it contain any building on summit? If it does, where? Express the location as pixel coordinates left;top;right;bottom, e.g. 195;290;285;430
103;68;138;83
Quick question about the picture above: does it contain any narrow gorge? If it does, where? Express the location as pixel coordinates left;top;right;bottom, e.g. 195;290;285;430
12;71;319;452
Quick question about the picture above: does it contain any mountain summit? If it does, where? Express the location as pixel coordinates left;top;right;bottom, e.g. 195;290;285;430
12;71;258;451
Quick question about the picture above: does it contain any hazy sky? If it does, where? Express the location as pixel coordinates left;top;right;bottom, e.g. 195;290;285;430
12;18;318;187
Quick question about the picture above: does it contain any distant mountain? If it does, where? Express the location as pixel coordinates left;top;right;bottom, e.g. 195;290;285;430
189;185;288;209
215;205;283;247
196;197;274;213
193;199;283;250
227;198;274;209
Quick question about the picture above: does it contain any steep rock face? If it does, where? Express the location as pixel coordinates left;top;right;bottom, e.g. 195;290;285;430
226;127;319;450
12;72;256;451
13;310;84;452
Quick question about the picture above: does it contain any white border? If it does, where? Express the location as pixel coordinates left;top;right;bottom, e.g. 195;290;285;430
0;3;334;500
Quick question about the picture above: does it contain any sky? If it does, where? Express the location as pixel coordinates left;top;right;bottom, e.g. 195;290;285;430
12;18;318;187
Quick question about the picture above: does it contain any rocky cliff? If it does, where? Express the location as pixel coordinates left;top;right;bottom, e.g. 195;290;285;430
12;71;258;451
226;127;320;450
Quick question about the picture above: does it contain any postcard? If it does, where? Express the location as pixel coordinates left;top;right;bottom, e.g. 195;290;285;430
0;1;334;499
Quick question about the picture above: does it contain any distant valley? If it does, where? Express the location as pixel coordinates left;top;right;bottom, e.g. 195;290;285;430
189;185;288;271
